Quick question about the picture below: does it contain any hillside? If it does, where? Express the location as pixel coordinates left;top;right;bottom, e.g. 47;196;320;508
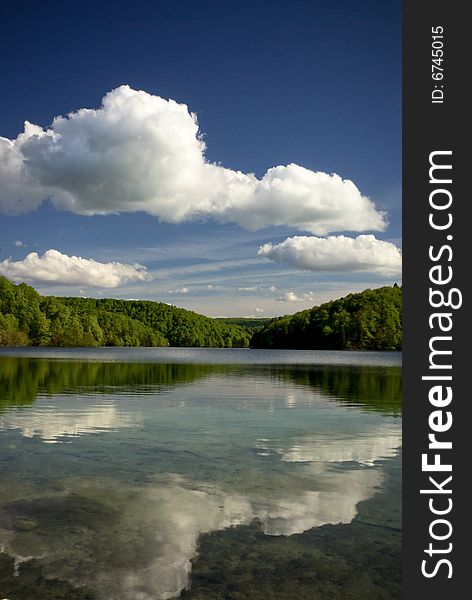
215;317;271;331
0;277;251;348
251;286;402;351
0;278;402;350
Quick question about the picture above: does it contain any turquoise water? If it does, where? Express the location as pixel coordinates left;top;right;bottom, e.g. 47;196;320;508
0;349;402;599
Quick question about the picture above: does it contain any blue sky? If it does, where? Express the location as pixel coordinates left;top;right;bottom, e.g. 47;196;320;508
0;0;401;317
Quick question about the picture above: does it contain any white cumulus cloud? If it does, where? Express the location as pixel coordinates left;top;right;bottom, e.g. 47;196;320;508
0;249;150;288
0;85;386;234
259;234;402;276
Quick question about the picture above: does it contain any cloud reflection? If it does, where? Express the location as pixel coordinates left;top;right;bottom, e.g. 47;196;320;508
2;425;400;600
256;425;401;466
0;396;141;443
0;367;401;599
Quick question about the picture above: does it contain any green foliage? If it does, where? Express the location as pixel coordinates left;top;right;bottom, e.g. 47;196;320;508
0;314;29;346
0;277;400;350
216;318;271;331
251;286;402;350
0;277;251;348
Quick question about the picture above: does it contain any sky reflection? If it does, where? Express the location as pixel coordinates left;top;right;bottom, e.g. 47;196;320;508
0;359;401;599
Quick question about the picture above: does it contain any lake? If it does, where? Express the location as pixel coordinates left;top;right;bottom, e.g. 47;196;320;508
0;348;402;599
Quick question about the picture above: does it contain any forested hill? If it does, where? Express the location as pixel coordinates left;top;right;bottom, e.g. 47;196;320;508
0;277;402;350
0;276;250;348
251;286;402;351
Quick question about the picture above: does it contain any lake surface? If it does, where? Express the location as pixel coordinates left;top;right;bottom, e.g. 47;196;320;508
0;349;402;599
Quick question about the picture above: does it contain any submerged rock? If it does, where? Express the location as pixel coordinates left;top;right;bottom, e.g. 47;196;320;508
12;518;38;532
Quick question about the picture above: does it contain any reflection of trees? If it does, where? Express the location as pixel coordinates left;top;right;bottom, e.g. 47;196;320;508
0;358;226;413
0;358;401;416
277;366;402;415
1;358;49;410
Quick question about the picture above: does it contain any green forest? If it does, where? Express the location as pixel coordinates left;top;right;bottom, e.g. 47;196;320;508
251;285;402;351
0;277;402;350
0;277;250;348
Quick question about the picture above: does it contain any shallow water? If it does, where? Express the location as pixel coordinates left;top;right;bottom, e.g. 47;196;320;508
0;349;402;599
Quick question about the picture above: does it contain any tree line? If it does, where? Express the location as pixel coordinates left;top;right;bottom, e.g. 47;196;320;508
251;285;402;350
0;277;401;350
0;276;250;348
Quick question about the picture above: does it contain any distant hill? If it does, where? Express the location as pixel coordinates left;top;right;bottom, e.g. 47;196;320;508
250;286;402;351
0;278;401;350
0;276;251;348
216;317;271;330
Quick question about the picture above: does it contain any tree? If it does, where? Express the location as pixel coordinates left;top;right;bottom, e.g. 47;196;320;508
251;286;402;351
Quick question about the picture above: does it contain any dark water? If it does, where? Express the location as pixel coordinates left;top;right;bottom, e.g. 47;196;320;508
0;349;402;599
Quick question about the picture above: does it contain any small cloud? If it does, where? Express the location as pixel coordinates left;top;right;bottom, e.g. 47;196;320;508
0;249;150;288
276;291;316;303
268;285;277;293
238;286;258;292
168;287;189;294
14;240;26;247
277;292;299;303
255;308;264;313
259;235;402;277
